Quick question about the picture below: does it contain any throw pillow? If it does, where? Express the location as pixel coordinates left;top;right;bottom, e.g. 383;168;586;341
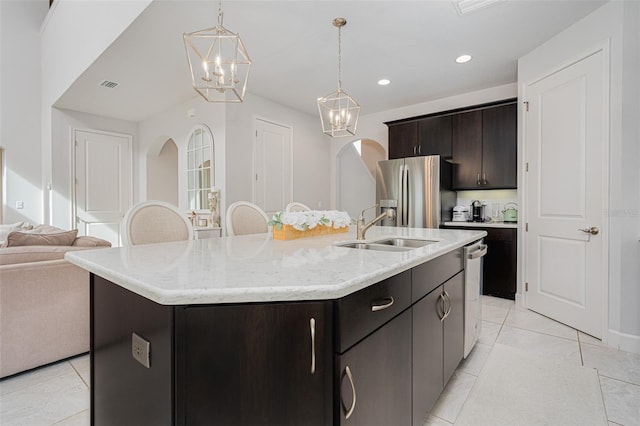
5;229;78;247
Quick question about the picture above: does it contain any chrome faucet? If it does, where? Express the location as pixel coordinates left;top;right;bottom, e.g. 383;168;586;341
356;205;396;240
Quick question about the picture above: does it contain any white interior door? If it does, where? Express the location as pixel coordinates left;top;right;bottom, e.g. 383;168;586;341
524;49;607;338
254;118;292;217
74;129;132;247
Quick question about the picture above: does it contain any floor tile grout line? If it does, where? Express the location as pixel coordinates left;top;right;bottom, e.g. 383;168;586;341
69;360;90;389
578;330;585;366
500;322;581;343
598;372;640;387
594;373;612;424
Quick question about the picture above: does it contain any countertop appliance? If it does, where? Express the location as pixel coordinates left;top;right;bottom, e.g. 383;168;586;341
502;202;518;223
376;155;455;228
452;205;469;222
464;239;487;358
471;200;485;222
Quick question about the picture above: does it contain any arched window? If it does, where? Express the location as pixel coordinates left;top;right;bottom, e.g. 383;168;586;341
186;125;214;210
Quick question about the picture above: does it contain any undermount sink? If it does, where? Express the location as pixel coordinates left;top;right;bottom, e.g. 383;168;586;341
336;237;439;252
336;242;411;252
372;238;438;248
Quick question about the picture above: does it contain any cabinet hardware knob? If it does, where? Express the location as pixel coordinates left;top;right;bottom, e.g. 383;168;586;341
342;366;357;419
310;318;316;374
371;297;394;312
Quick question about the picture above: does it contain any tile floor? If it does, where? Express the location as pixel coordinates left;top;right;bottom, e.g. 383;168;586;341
1;296;639;425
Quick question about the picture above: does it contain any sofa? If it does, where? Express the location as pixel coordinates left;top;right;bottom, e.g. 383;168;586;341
0;224;111;378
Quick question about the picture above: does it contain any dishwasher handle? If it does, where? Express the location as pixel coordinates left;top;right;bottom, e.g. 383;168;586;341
467;244;488;260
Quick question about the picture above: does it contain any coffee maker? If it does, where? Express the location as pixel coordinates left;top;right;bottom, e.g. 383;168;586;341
470;200;486;222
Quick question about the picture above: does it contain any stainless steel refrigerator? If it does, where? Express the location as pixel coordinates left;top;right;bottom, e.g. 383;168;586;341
375;155;455;228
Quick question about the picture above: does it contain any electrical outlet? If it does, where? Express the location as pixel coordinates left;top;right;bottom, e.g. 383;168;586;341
131;332;151;368
16;201;24;209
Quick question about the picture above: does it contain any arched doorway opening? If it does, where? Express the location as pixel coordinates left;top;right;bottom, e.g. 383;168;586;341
336;138;385;220
147;138;179;206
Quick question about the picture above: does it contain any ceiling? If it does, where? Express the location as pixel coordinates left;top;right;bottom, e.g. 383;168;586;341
54;0;607;123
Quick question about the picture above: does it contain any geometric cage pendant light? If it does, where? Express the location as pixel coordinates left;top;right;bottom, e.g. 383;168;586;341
183;0;251;102
317;17;360;138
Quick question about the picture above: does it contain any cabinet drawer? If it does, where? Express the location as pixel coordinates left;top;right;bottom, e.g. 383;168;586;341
412;248;463;302
336;270;411;353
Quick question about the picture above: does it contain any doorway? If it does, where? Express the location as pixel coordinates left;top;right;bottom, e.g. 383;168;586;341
73;129;132;247
336;139;385;220
523;47;608;338
147;138;178;206
253;118;292;217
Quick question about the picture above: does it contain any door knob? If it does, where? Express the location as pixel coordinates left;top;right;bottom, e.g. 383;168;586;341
578;226;599;235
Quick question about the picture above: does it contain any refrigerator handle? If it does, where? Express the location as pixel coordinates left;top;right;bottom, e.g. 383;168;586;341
402;165;409;226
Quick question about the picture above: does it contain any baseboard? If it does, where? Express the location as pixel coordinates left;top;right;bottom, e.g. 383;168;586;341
607;329;640;354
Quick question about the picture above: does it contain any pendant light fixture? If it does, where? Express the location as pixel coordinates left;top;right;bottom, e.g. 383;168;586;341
183;0;251;102
317;18;360;138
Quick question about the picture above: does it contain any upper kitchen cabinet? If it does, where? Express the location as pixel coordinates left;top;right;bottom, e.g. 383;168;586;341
387;120;418;159
418;115;452;158
452;101;517;189
386;115;452;160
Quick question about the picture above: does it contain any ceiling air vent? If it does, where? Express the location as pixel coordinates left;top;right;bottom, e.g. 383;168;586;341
454;0;503;16
99;80;119;89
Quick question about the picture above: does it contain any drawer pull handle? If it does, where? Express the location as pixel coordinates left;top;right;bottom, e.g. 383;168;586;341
371;297;394;312
342;366;357;419
310;318;316;374
439;293;446;322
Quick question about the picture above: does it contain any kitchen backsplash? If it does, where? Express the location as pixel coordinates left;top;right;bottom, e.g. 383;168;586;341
455;189;518;222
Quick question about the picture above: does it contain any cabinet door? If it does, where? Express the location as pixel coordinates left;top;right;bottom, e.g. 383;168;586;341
337;309;412;425
388;121;418;159
483;228;517;300
482;103;517;188
443;272;465;385
452;110;483;189
412;289;444;424
418;115;452;158
179;302;331;426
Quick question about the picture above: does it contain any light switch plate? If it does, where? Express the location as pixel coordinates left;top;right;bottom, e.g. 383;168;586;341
131;332;151;368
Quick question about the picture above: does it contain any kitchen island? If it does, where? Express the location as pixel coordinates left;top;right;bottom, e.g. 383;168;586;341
66;226;485;426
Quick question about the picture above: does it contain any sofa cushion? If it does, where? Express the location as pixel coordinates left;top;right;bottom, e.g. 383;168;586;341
0;245;93;265
5;229;78;247
72;236;112;248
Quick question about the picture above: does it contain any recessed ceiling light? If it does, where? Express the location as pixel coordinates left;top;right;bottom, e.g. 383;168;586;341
456;55;472;64
378;79;391;86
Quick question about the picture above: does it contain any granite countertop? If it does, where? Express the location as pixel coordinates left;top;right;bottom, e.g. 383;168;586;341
65;226;486;306
443;221;518;229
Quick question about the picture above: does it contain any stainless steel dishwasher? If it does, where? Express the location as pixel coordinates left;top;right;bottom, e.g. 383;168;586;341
464;239;488;358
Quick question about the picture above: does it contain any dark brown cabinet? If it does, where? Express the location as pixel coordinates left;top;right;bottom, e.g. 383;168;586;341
418;115;453;158
412;272;464;424
179;302;332;425
387;115;452;160
452;102;517;189
388;121;418;159
482;228;517;300
337;309;412;425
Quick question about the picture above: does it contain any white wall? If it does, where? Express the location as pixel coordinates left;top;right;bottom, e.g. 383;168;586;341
225;91;330;211
0;0;48;224
51;108;139;230
518;0;640;351
138;97;226;215
330;83;518;209
40;0;152;224
336;143;376;220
